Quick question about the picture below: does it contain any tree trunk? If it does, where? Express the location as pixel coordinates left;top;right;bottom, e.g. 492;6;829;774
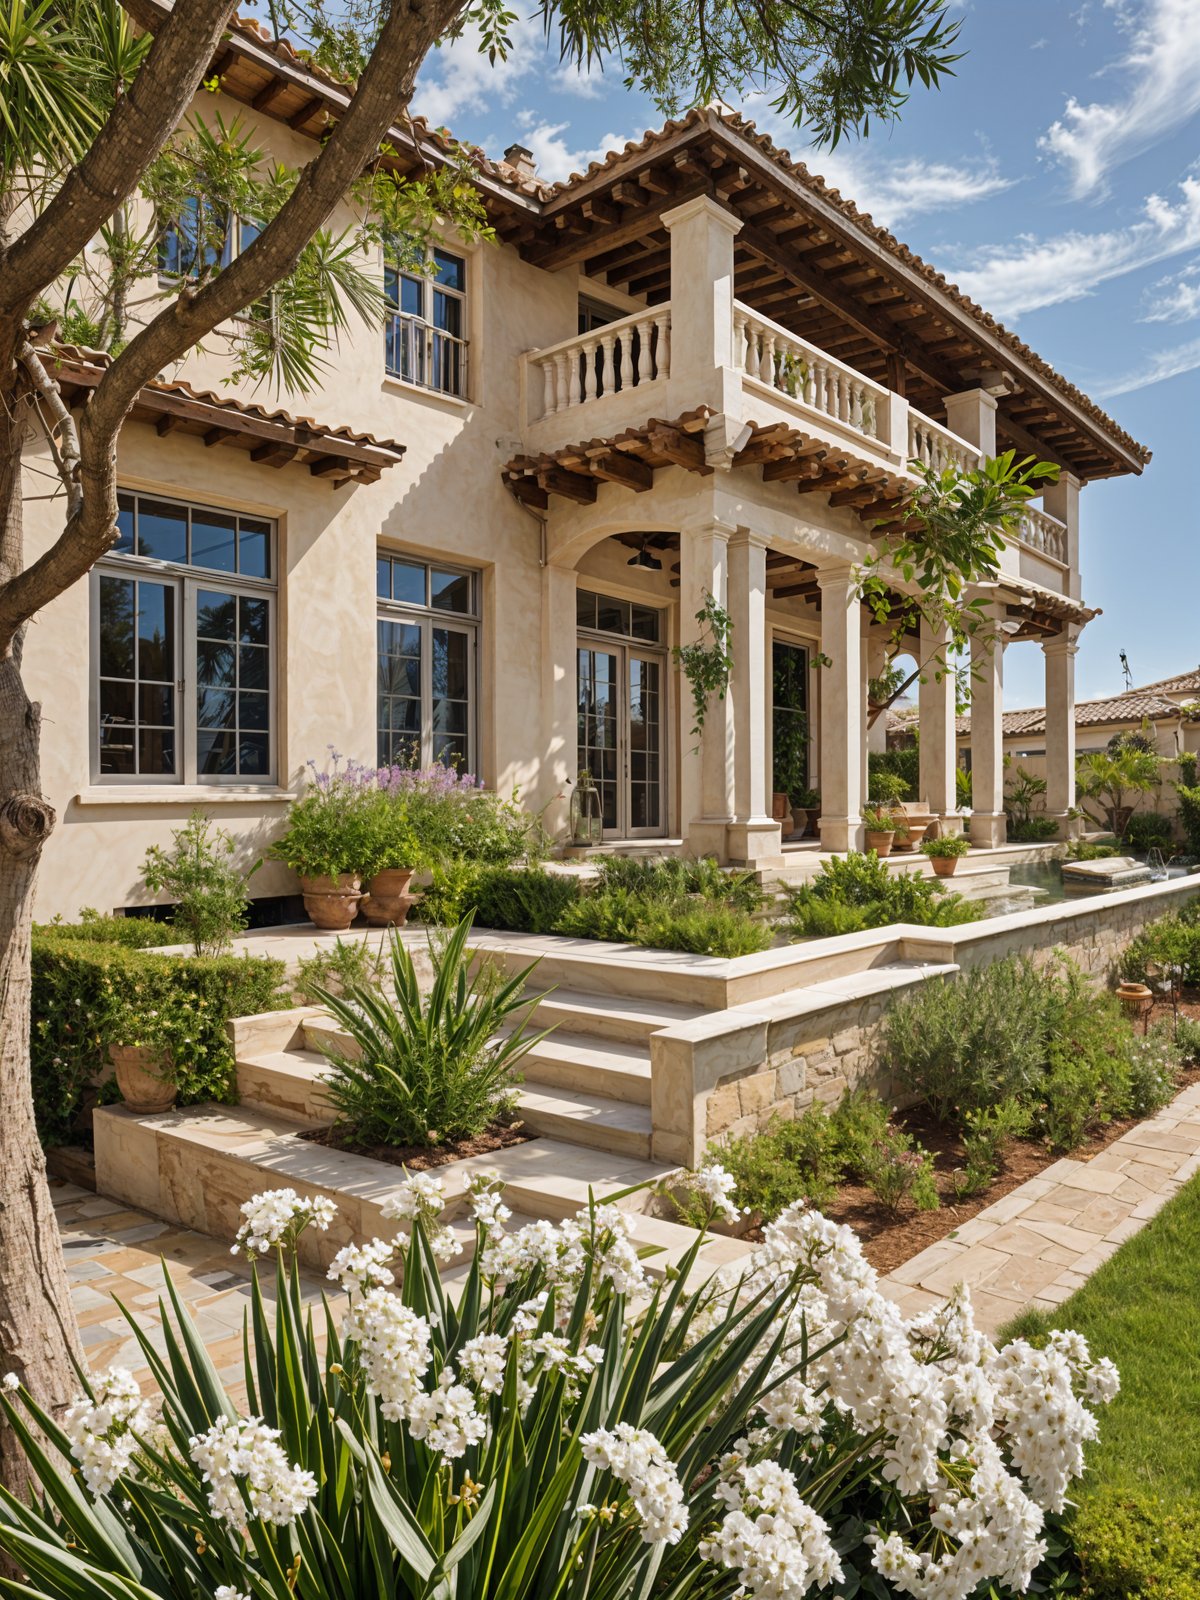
0;394;83;1499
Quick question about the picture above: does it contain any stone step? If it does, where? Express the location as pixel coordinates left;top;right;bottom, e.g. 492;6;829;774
522;987;706;1043
92;1103;676;1274
238;1048;333;1124
519;1032;653;1105
515;1084;653;1160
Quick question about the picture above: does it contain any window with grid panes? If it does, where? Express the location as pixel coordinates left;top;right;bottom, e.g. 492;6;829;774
93;492;275;783
376;553;478;770
384;246;467;397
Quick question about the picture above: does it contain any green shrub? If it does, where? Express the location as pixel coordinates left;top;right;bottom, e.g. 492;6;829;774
471;866;582;933
141;809;257;956
1180;751;1199;786
594;855;764;913
1121;913;1200;989
826;1086;891;1172
34;908;178;948
1123;1025;1183;1118
784;851;983;939
1174;1016;1200;1064
954;1096;1032;1197
920;833;970;858
1033;974;1152;1151
414;860;486;926
867;769;909;805
314;918;547;1148
1067;839;1119;860
1007;814;1060;842
631;900;772;957
1074;1488;1200;1599
293;937;386;1005
686;1105;844;1221
30;935;286;1144
552;885;645;944
868;744;919;800
1123;810;1175;852
1177;782;1200;856
859;1129;939;1214
884;959;1055;1122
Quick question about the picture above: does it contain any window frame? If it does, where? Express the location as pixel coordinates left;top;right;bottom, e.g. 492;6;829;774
383;243;469;400
91;490;278;787
376;552;479;772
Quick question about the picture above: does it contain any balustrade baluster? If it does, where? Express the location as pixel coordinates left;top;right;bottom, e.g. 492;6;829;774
745;327;760;381
600;334;616;396
850;382;863;431
566;350;581;408
656;314;670;379
762;334;777;390
732;311;747;371
635;315;651;384
554;352;570;413
541;359;556;420
583;338;599;402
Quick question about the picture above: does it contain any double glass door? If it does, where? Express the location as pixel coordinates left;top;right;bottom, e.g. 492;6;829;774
577;642;664;837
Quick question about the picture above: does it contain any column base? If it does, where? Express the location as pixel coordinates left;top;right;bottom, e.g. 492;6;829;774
1045;811;1081;842
968;811;1007;848
934;813;966;838
818;815;865;853
685;816;734;862
725;818;784;867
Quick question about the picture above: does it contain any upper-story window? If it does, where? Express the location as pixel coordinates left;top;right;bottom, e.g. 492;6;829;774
384;246;467;398
93;491;275;784
158;201;258;281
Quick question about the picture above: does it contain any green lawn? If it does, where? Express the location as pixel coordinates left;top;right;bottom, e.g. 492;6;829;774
1000;1171;1200;1507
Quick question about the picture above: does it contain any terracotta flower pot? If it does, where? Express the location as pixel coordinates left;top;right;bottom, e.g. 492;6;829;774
930;855;960;877
299;873;362;931
772;792;790;822
110;1043;176;1114
361;867;416;928
1107;805;1134;838
865;829;895;858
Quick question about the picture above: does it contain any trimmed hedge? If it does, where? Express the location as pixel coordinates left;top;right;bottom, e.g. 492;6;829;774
34;911;177;949
1074;1489;1200;1599
31;935;286;1145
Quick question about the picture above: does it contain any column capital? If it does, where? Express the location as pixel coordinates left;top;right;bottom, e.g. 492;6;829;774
679;514;737;543
815;560;858;589
661;194;744;236
944;387;999;414
1041;633;1080;658
727;527;772;552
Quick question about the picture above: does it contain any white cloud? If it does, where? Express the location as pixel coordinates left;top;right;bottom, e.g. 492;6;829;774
1141;262;1200;321
948;173;1200;319
547;56;608;100
1094;333;1200;395
517;120;635;184
413;18;540;128
811;149;1013;229
1040;0;1200;198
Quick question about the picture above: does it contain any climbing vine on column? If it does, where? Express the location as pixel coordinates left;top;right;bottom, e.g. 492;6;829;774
674;590;734;748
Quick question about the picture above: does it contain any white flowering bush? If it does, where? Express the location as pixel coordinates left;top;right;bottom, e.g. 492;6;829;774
0;1170;1117;1600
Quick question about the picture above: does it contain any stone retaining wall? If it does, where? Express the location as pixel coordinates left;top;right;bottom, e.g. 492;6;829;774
650;876;1200;1165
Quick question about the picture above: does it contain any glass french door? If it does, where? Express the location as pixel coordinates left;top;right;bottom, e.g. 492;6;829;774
577;643;664;837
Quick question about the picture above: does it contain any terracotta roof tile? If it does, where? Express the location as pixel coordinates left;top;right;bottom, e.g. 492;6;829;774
954;689;1188;739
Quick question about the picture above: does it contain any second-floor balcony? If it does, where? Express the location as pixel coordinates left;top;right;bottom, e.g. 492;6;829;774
518;296;1069;586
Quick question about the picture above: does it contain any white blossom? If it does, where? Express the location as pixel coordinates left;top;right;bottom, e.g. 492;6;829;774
685;1162;743;1222
458;1332;510;1394
327;1237;395;1295
63;1367;151;1496
702;1460;843;1599
345;1288;432;1421
381;1172;445;1221
1;1372;18;1393
189;1416;317;1529
232;1188;336;1256
581;1423;688;1544
406;1370;487;1462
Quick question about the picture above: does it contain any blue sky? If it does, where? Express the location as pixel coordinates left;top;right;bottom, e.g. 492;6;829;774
413;0;1200;710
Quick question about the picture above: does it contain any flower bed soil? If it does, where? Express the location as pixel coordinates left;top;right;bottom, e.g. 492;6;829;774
757;998;1200;1277
301;1117;534;1172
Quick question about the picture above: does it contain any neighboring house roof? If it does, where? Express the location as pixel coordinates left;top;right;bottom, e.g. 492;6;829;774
954;688;1190;740
1131;668;1200;698
48;346;407;484
124;0;1150;483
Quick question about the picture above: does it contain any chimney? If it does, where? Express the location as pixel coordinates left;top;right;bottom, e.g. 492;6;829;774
503;143;537;182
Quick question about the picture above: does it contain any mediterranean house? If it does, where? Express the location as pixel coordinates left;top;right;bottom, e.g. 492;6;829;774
20;9;1152;922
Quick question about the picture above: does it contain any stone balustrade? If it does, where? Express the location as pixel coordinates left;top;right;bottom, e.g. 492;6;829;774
732;302;887;443
1016;504;1068;564
526;306;670;422
907;413;981;475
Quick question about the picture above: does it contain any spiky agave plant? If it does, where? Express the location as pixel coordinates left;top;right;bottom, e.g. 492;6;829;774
0;1170;1118;1600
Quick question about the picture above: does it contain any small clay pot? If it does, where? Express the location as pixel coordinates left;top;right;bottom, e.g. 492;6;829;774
299;873;362;931
866;829;895;858
361;867;416;928
772;792;790;822
1116;980;1153;1019
930;855;960;877
110;1043;176;1114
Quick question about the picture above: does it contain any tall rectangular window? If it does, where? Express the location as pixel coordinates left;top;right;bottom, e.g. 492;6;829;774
93;491;276;783
376;552;477;770
384;246;467;398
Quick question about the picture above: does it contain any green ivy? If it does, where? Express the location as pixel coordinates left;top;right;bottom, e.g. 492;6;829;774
673;590;734;748
31;935;286;1146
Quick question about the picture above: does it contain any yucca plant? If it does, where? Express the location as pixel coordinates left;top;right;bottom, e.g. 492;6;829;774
0;1174;1118;1600
313;916;550;1148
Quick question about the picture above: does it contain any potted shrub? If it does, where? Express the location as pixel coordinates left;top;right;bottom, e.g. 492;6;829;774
359;791;424;928
105;995;179;1114
1077;746;1162;838
862;805;897;857
791;785;820;839
270;760;371;930
141;810;257;955
921;833;971;877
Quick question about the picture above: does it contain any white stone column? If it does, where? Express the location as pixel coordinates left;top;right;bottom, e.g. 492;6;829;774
660;196;743;382
943;388;998;456
678;520;734;859
726;529;782;865
918;616;961;826
817;565;864;852
1043;471;1082;600
1044;631;1079;830
968;613;1006;848
542;563;578;842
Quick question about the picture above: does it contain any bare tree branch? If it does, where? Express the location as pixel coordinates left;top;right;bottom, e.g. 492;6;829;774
16;344;82;520
0;0;239;320
0;0;465;656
